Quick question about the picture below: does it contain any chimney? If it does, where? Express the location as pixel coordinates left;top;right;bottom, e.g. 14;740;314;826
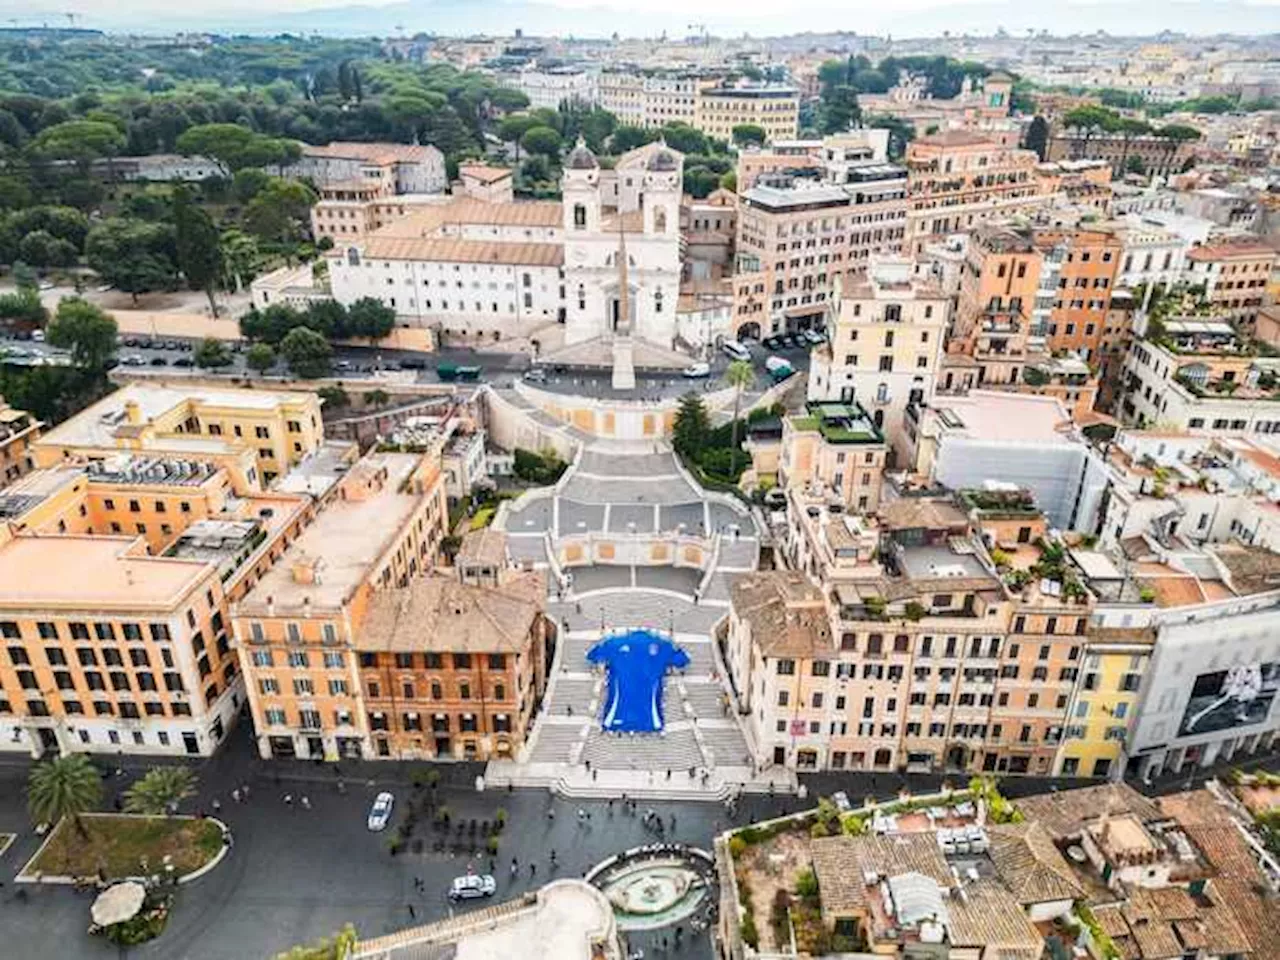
266;595;275;617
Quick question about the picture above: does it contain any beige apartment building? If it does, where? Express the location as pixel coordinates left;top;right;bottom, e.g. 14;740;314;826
733;171;908;339
0;396;40;487
695;86;799;143
726;491;1092;776
904;131;1046;254
234;450;451;761
33;383;326;489
778;401;888;514
1184;240;1278;333
807;259;949;466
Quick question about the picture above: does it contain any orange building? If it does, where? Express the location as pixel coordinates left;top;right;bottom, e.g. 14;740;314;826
234;450;452;761
1036;226;1122;360
904;132;1046;255
1185;241;1278;333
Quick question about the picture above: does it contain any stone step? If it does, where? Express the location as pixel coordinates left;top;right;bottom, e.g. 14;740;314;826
552;777;732;803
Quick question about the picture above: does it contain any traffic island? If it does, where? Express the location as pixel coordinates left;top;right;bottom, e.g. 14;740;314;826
17;813;227;884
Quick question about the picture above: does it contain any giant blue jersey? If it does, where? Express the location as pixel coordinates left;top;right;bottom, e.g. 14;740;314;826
586;630;690;733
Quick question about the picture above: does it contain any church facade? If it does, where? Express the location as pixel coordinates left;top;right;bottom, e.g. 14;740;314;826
324;140;685;356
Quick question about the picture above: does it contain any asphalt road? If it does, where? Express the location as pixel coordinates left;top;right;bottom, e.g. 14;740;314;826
2;715;1270;960
2;330;814;401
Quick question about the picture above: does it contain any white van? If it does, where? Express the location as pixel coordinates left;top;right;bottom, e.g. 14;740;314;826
721;340;750;362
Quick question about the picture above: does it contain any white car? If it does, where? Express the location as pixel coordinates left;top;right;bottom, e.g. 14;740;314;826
448;874;497;901
720;340;750;362
803;329;826;345
367;791;395;831
682;362;711;378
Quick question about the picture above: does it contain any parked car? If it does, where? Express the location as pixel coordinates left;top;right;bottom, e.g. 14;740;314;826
122;337;139;348
831;791;852;813
37;280;54;291
523;367;548;383
720;340;750;362
149;357;169;366
367;792;395;831
31;330;44;342
448;874;496;901
682;362;711;379
803;329;826;345
763;335;783;350
173;357;194;368
121;354;147;366
780;334;799;348
399;357;425;370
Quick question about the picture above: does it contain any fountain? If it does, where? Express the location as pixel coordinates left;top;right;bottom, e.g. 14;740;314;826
586;844;716;931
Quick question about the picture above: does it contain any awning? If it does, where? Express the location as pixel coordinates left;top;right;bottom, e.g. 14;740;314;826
92;881;146;927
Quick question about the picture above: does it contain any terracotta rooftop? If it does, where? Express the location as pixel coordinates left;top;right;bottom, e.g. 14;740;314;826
987;822;1085;904
1013;783;1161;840
1186;241;1276;262
728;570;830;659
946;881;1042;960
359;236;564;267
459;164;514;184
371;198;563;239
457;527;509;568
877;495;969;532
358;571;545;654
1212;543;1280;596
912;129;1000;149
809;832;952;916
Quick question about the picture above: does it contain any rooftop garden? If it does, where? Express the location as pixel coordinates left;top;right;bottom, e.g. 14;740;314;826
959;487;1040;515
996;536;1089;600
724;779;1023;957
794;401;883;445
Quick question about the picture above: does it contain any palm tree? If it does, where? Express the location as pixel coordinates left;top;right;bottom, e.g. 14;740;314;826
28;754;102;838
725;358;756;479
124;766;197;815
366;388;390;409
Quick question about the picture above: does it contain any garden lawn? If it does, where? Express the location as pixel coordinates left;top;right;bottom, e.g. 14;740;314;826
28;814;223;880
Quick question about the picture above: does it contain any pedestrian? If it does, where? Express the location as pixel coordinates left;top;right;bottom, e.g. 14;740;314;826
231;788;241;803
284;793;293;806
242;783;251;800
211;798;221;814
489;857;496;873
337;779;346;795
530;862;537;878
550;849;557;863
548;806;556;820
301;795;311;811
567;704;574;717
408;903;416;920
670;813;677;830
666;769;671;781
593;769;598;782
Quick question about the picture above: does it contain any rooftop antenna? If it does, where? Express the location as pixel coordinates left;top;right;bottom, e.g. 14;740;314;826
64;12;77;28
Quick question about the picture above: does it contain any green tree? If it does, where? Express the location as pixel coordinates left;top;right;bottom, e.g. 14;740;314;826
245;342;277;375
124;767;197;815
520;125;562;158
175;123;300;172
673;392;710;458
0;288;48;326
346;296;395;342
11;261;38;292
27;753;102;838
220;229;260;292
365;388;390;408
304;299;350;339
685;168;720;199
17;230;77;268
194;337;233;368
46;297;118;372
317;384;349;409
85;218;177;304
173;187;224;317
273;924;358;960
719;171;737;193
610;125;656;153
280;326;332;379
659;122;708;155
1125;155;1147;176
232;168;272;204
725;359;756;479
1024;116;1049;161
244;178;316;245
33;120;125;172
732;124;767;147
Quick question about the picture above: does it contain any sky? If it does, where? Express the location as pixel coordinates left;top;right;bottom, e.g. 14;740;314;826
5;0;1280;38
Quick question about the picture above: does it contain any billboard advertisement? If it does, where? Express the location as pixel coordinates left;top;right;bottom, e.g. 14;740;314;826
1178;661;1280;738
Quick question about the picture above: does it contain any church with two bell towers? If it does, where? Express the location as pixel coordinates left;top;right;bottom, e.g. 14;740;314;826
560;138;684;349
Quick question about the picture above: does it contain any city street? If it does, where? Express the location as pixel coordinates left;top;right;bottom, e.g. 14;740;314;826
1;712;1271;960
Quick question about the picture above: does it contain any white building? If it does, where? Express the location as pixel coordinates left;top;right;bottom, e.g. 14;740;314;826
326;141;685;352
509;68;596;111
1114;215;1190;290
289;142;447;195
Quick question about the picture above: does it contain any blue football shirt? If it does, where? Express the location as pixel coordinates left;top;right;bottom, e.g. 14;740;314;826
586;631;690;733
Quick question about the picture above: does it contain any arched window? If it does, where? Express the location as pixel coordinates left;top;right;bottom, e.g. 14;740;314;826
876;382;889;404
654;207;667;233
654;289;664;313
573;204;587;229
346;247;360;266
577;285;586;310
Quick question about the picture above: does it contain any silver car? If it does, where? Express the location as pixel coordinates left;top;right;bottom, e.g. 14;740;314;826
448;874;496;901
367;791;394;831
